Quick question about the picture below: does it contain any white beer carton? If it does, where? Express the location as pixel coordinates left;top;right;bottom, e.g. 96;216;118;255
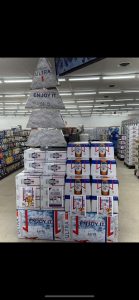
91;159;116;177
65;195;91;215
16;171;41;187
24;148;46;161
65;176;91;196
91;178;119;197
91;196;118;214
71;213;107;242
24;160;44;172
46;150;67;162
16;186;41;209
91;142;114;159
67;142;90;159
41;175;65;209
54;211;71;241
17;209;54;240
107;214;118;242
43;162;66;175
66;159;90;176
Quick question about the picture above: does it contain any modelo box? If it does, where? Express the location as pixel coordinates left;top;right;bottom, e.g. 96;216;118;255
24;160;44;172
54;211;71;241
16;185;41;209
65;176;91;196
24;148;46;161
91;159;116;177
65;195;92;214
43;162;66;175
91;178;119;197
67;142;90;159
17;209;54;240
71;213;107;242
91;142;114;159
91;196;118;214
45;150;67;162
41;175;65;209
66;159;90;176
107;214;118;242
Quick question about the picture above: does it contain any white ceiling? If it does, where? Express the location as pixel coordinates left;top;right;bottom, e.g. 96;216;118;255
0;57;139;117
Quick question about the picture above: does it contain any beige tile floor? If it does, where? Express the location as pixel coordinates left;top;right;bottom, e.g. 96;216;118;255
0;159;139;242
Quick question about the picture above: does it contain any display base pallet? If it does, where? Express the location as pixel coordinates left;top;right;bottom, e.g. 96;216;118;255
124;162;135;169
0;165;23;181
117;157;124;161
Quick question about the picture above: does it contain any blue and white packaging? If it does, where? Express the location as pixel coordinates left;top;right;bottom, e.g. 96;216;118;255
91;142;114;159
24;148;46;161
17;209;54;240
24;160;44;172
71;213;107;242
65;176;91;196
67;142;90;159
66;159;90;176
16;171;41;186
16;186;41;209
91;159;116;177
92;178;119;197
54;211;71;241
43;162;66;175
91;196;118;214
45;150;67;162
107;214;118;242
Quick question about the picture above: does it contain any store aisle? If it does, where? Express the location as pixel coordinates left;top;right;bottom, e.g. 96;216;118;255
0;162;139;242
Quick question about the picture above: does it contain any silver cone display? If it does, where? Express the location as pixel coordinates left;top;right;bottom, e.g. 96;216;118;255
26;128;67;147
26;109;65;129
31;57;57;90
25;88;65;109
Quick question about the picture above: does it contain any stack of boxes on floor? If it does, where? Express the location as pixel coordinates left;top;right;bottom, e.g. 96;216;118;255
117;134;126;160
124;125;139;167
134;139;139;177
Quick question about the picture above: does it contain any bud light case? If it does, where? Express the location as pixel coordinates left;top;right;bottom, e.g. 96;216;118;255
71;213;107;242
17;209;54;240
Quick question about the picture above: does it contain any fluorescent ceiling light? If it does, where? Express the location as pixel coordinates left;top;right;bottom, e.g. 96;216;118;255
68;110;79;112
65;106;77;109
77;100;94;103
0;81;2;83
4;79;32;83
4;103;21;105
69;77;100;81
95;99;113;102
93;108;105;111
111;104;125;107
5;95;25;98
94;105;109;107
74;92;96;95
103;75;135;80
98;91;121;94
58;78;66;82
78;105;93;108
0;95;3;97
59;93;72;96
127;103;139;106
124;90;139;93
115;99;133;101
63;101;75;104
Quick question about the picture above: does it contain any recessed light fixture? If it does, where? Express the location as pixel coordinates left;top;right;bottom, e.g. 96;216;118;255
78;105;93;108
98;91;121;94
111;104;125;107
59;93;72;96
94;105;109;107
95;99;113;102
74;92;96;95
123;90;139;93
103;75;135;80
115;99;133;101
77;100;94;103
127;103;139;106
4;79;32;83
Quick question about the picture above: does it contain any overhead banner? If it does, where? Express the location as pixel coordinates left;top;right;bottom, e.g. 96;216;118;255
55;57;104;76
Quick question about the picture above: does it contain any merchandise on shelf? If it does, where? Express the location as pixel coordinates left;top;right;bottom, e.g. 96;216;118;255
117;135;126;160
124;125;139;166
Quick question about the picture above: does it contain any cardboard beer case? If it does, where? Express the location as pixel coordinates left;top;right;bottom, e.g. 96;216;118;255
43;162;66;175
45;150;67;162
16;171;41;187
65;195;92;214
91;142;114;159
66;159;90;176
16;185;41;210
107;214;118;242
91;177;119;197
91;196;118;214
91;159;116;177
24;160;44;172
24;148;46;161
17;209;54;240
54;211;71;241
65;176;91;196
67;142;90;159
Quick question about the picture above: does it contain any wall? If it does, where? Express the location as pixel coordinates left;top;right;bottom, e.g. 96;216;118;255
0;116;28;130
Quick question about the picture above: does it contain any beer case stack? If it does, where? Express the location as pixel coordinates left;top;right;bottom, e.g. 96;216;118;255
117;134;126;160
90;142;119;242
16;57;67;240
134;138;139;177
124;125;139;167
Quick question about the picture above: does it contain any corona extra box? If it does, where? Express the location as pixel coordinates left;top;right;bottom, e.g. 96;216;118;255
67;142;90;159
91;159;116;177
71;213;107;242
66;159;90;176
17;209;54;240
65;176;91;196
91;142;114;159
91;178;119;197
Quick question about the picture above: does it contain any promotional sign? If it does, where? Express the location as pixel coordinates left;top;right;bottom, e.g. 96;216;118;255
26;129;67;148
26;109;65;129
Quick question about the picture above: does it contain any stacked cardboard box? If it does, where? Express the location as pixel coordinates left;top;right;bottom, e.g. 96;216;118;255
134;138;139;177
90;141;119;242
124;125;139;166
117;134;126;160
